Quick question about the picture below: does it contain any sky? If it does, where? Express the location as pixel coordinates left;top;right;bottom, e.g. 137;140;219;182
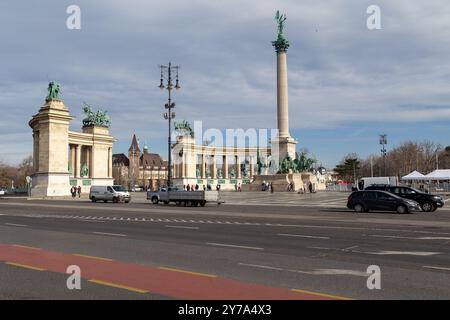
1;0;450;169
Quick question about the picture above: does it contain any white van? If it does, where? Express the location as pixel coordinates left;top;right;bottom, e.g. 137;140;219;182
359;176;398;190
89;185;130;203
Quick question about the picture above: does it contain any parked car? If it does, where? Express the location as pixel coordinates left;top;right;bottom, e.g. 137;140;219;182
365;185;444;212
347;190;420;214
0;188;7;196
89;185;130;203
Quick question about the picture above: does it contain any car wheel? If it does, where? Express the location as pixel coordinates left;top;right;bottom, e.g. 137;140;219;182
200;201;206;207
397;205;409;214
431;205;438;212
151;197;159;204
354;204;365;213
421;202;434;212
113;197;119;203
91;197;96;203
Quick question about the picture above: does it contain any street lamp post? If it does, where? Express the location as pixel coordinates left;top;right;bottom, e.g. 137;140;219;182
379;134;388;176
159;62;180;188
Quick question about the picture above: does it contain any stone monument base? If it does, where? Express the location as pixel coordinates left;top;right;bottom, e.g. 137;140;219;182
242;173;319;192
30;172;71;198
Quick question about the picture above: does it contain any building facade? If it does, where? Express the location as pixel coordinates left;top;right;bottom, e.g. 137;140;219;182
112;135;167;190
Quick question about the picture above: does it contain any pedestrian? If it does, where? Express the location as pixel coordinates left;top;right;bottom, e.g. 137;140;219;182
238;183;242;192
270;182;274;193
309;182;313;193
195;184;199;191
70;186;76;199
77;186;82;198
187;185;191;191
235;183;238;192
191;184;195;191
203;185;206;191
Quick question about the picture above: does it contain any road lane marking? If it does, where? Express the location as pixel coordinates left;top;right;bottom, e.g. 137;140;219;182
92;232;127;237
423;266;450;271
158;267;217;278
368;251;440;256
370;235;450;240
72;254;114;261
238;263;367;277
5;223;28;227
88;279;148;294
5;262;45;271
80;219;105;223
13;244;41;250
206;242;264;251
278;233;330;240
238;263;284;271
291;288;352;300
165;225;199;230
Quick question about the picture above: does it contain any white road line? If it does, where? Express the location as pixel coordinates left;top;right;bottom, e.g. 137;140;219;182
92;232;127;237
423;266;450;271
238;263;367;277
368;251;440;256
370;234;450;240
238;263;283;271
5;223;28;227
165;225;199;230
80;220;105;223
206;242;264;251
278;233;330;240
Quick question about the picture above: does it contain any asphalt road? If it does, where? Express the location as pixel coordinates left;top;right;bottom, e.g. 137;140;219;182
0;193;450;299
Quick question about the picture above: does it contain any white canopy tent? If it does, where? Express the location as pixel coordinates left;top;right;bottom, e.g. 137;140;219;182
401;170;425;181
424;169;450;181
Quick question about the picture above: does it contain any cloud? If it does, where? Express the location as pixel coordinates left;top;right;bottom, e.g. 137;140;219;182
1;0;450;165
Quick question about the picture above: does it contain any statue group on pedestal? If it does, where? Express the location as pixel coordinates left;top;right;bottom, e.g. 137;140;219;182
82;102;111;128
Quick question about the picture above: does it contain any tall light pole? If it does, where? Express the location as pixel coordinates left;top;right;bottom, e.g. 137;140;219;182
159;62;180;188
379;134;388;176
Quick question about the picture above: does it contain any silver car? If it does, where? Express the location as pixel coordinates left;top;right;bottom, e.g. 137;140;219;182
89;185;130;203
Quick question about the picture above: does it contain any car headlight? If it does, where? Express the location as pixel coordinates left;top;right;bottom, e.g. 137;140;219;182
433;196;442;200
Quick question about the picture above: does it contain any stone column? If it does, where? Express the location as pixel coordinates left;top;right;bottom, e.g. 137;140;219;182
108;147;112;178
201;154;206;179
273;34;297;160
75;145;82;178
249;156;254;178
236;155;241;179
277;51;290;139
223;155;228;179
211;155;217;179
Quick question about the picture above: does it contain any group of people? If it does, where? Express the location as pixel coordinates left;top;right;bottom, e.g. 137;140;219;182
297;182;314;194
183;184;200;191
183;184;222;191
70;186;82;198
261;182;274;192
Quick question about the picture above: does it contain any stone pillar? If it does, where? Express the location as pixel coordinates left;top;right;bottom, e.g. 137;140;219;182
277;52;290;139
202;154;206;179
211;155;217;179
29;98;73;197
108;147;112;178
249;156;254;178
86;147;91;178
236;155;241;179
223;155;228;179
75;145;82;178
273;35;297;160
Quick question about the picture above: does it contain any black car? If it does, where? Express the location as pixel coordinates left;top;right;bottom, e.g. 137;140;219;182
347;190;420;214
365;185;444;212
